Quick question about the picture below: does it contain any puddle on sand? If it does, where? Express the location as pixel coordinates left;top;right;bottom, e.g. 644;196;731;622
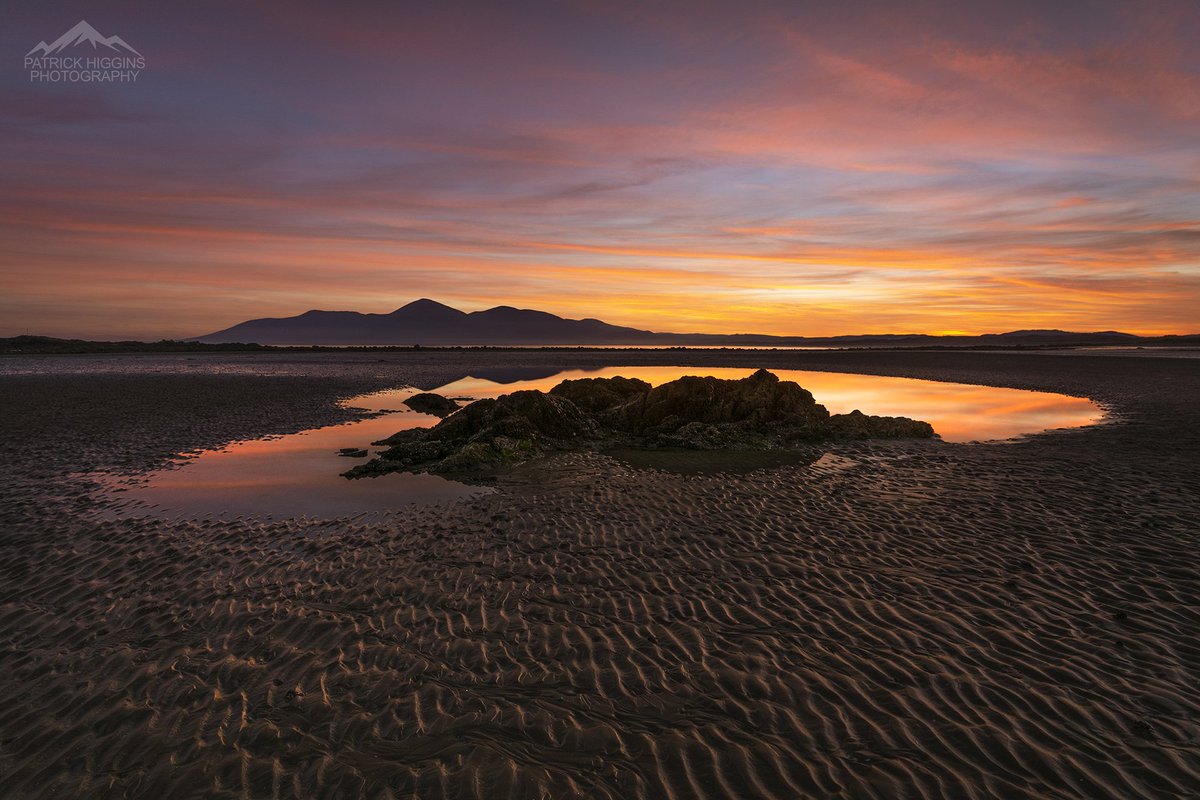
99;366;1102;520
100;389;491;520
379;366;1104;443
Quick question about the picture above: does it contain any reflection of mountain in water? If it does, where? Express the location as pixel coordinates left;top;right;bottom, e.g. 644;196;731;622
409;365;594;391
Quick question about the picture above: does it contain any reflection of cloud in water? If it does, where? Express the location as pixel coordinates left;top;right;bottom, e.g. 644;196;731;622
385;367;1103;444
103;367;1102;520
99;408;489;520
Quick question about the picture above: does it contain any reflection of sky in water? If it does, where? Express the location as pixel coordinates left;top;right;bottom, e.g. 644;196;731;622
105;368;1102;519
102;409;488;520
362;367;1104;444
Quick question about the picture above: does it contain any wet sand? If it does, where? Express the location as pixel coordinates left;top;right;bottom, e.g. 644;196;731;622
1;350;1198;799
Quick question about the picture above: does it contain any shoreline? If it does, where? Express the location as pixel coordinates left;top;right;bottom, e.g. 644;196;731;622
1;350;1197;798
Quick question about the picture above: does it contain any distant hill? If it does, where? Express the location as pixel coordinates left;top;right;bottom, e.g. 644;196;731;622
192;299;1200;348
0;336;274;355
6;304;1196;353
195;299;665;345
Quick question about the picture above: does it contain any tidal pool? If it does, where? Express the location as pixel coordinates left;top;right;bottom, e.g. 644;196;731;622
102;367;1102;519
414;367;1104;444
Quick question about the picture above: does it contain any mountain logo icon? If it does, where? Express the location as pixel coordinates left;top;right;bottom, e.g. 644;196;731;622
26;20;142;58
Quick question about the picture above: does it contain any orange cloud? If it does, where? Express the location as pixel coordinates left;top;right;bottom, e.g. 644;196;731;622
1;0;1198;338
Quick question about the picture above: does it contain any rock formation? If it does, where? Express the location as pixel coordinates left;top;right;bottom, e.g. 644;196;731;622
345;369;935;477
402;392;459;417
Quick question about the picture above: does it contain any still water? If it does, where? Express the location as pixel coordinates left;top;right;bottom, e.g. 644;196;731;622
103;367;1103;519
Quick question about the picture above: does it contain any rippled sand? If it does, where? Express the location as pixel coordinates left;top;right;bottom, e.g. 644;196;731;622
1;350;1197;798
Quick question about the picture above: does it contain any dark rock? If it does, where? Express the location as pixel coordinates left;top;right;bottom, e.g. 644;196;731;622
828;409;936;439
611;368;833;445
346;390;599;476
549;376;650;413
337;448;368;458
621;369;825;429
402;392;460;417
345;370;936;477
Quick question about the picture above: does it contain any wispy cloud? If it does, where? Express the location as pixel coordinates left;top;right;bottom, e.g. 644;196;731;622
1;0;1197;337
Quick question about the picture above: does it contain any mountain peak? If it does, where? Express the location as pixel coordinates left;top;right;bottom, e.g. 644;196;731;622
192;301;1177;346
196;300;656;344
392;298;462;315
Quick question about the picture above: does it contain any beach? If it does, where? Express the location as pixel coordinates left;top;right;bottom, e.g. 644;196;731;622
1;349;1197;798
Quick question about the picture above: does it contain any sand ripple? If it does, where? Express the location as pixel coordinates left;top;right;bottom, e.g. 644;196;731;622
1;352;1198;798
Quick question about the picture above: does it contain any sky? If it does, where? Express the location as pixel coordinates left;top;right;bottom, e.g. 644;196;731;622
2;0;1198;339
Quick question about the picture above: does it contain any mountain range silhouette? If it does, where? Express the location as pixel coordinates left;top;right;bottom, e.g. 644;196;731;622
194;299;1192;347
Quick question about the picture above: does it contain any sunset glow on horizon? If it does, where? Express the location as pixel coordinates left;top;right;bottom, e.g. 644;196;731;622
3;0;1198;339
